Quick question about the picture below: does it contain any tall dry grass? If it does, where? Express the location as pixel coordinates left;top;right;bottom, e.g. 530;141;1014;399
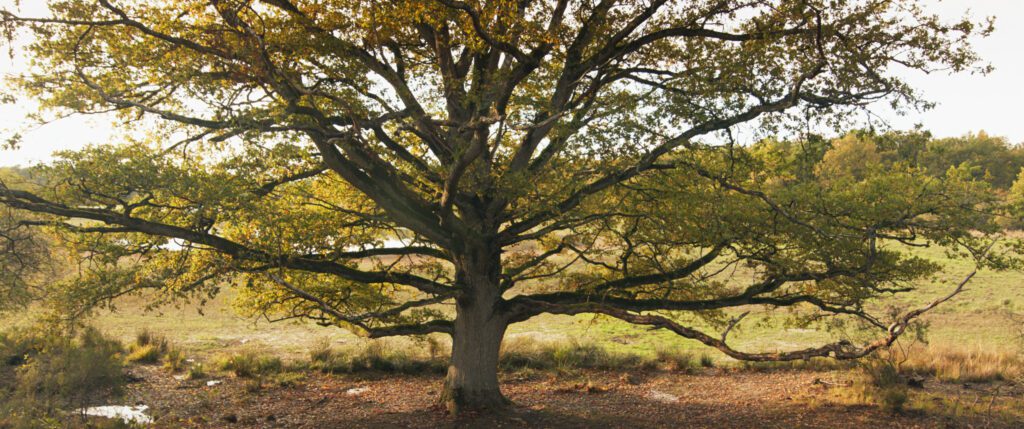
897;346;1023;382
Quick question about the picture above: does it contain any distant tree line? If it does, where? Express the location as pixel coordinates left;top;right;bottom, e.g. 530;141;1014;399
753;130;1024;189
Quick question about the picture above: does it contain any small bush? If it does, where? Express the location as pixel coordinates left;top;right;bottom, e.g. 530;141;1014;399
875;385;909;413
552;342;608;369
310;347;352;374
309;338;335;364
125;344;161;364
0;328;47;367
655;348;695;372
863;360;902;388
1;327;126;423
739;357;853;373
134;329;169;352
352;341;402;371
243;379;263;393
272;371;307;387
699;354;715;368
125;329;174;365
186;363;208;380
309;340;446;374
163;348;186;373
840;359;910;413
499;337;643;372
425;336;447;360
215;351;283;378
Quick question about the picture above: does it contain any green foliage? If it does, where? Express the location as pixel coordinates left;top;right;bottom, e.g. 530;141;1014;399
185;362;208;381
162;348;186;373
749;135;832;181
919;132;1024;189
499;338;648;372
309;340;447;374
1004;169;1024;229
125;329;172;365
125;344;161;364
0;207;52;314
815;133;883;182
0;2;1013;403
0;327;46;367
133;329;168;351
214;351;283;378
654;348;696;372
308;338;336;368
1;327;126;426
270;371;308;388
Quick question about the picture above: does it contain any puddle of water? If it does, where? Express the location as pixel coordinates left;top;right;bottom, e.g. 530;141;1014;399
80;405;153;424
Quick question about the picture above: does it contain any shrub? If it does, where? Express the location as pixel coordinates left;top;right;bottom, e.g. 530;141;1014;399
655;348;695;372
1;327;126;424
309;340;446;374
739;357;853;373
499;337;644;372
875;385;909;413
272;371;307;387
243;379;263;393
425;336;447;360
309;342;352;374
0;328;47;367
163;348;186;373
186;363;208;380
125;344;161;364
134;329;169;352
863;360;902;388
841;359;910;413
699;354;715;368
351;341;398;371
215;351;283;378
125;329;174;365
309;338;335;365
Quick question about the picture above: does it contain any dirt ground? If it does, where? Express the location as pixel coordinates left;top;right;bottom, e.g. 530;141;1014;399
117;366;1023;429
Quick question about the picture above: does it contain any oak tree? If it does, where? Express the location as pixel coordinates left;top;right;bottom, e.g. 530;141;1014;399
0;0;1008;412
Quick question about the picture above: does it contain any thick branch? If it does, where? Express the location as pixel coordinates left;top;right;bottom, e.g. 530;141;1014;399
0;185;453;295
511;270;977;361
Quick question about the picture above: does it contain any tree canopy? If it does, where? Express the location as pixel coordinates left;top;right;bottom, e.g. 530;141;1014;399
0;0;1013;412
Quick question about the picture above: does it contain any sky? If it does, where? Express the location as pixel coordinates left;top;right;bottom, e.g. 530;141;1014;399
0;0;1022;167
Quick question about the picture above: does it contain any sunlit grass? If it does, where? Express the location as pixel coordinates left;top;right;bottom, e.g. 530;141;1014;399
2;245;1021;363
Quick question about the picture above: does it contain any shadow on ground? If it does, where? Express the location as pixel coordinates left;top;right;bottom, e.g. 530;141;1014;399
123;367;1022;428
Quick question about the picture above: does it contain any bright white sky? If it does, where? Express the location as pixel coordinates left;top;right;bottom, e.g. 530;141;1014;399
0;0;1022;167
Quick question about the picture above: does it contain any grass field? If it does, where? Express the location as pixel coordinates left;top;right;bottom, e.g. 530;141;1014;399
3;244;1023;428
23;244;1018;364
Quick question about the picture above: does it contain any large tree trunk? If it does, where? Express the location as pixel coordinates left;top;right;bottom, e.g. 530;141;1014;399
441;294;509;413
441;239;509;414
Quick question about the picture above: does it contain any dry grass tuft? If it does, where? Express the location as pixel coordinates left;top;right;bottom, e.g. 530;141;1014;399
898;346;1024;382
125;329;179;366
499;337;649;372
308;339;447;374
214;350;283;378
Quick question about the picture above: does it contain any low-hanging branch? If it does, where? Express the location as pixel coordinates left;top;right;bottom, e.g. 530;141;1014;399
513;269;977;362
0;184;454;295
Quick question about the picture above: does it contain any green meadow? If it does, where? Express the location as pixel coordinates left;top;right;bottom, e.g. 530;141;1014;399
26;244;1016;363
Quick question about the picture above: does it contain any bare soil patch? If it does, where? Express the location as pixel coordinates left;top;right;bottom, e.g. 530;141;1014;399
122;367;1023;428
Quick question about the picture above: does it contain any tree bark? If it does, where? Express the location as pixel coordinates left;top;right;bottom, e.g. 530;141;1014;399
441;240;510;414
